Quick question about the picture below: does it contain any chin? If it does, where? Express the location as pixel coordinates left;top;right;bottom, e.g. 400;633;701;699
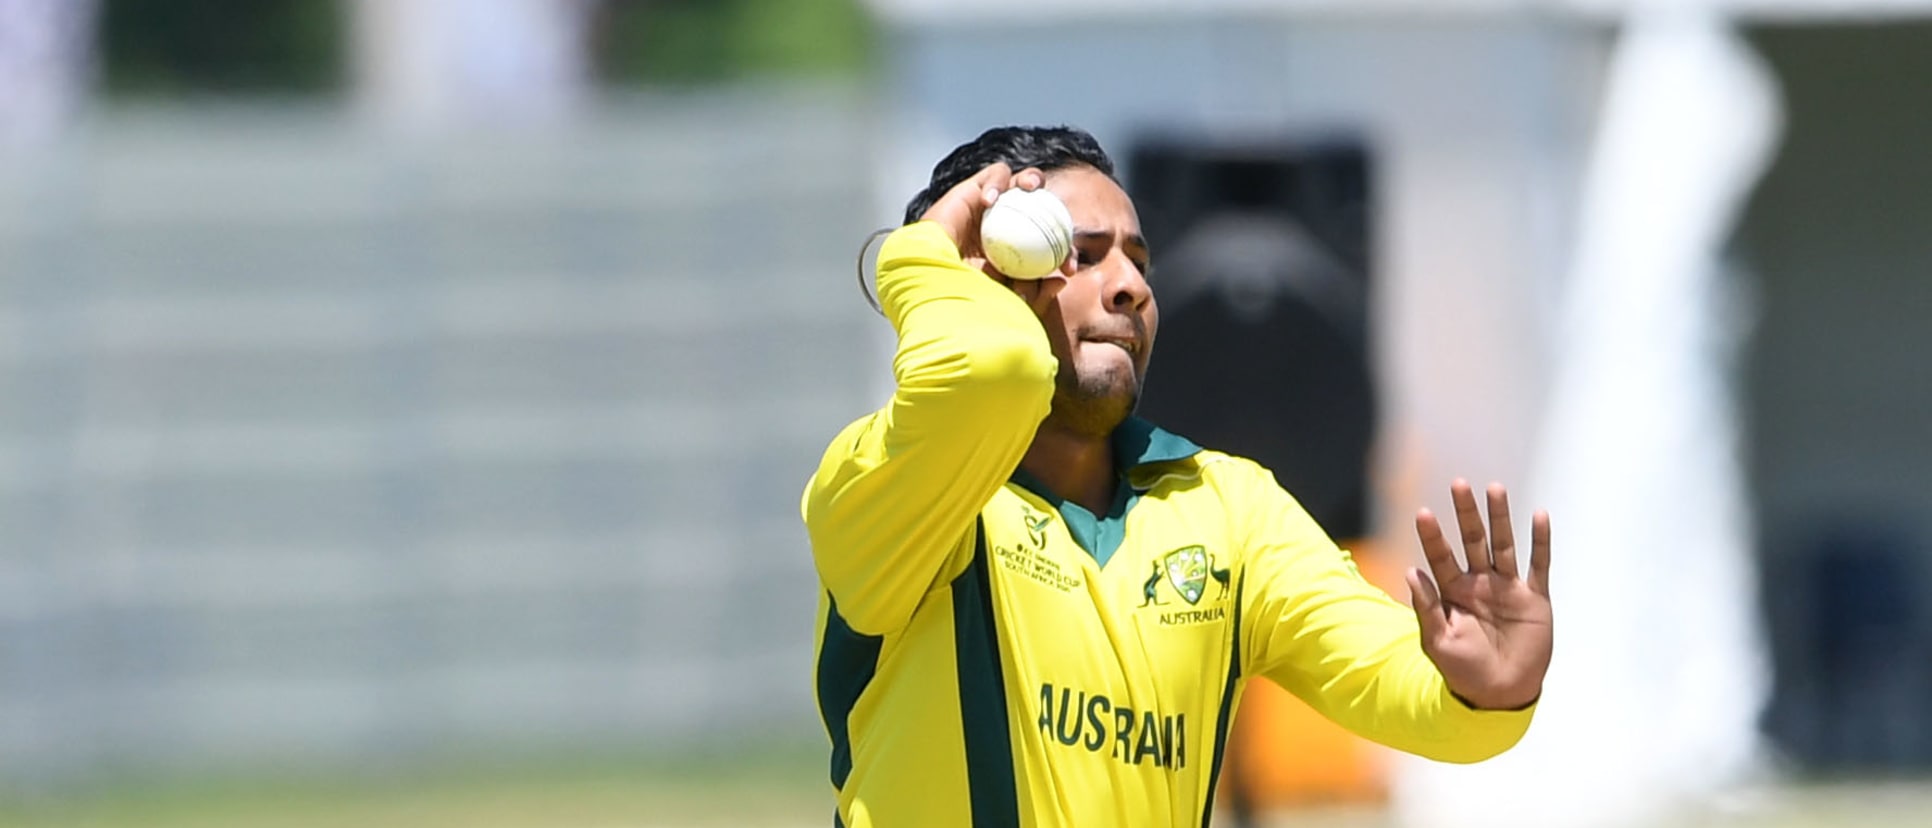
1051;372;1141;437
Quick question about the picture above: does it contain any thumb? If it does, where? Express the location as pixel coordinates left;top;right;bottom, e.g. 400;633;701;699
1407;567;1448;643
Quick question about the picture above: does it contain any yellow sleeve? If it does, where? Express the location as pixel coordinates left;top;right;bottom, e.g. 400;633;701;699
801;221;1057;635
1232;460;1534;763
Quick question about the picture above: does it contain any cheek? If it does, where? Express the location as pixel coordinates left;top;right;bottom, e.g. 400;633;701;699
1046;282;1096;344
1034;302;1076;360
1139;303;1159;371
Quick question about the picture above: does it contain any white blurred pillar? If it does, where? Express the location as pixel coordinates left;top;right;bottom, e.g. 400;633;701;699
353;0;597;132
1393;10;1777;828
0;0;97;149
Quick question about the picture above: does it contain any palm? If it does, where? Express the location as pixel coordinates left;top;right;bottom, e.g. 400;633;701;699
1407;480;1553;711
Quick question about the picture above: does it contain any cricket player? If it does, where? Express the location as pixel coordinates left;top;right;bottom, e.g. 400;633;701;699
803;126;1554;827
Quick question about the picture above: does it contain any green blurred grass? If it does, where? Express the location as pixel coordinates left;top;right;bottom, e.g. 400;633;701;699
1244;781;1932;828
6;762;1929;828
0;750;830;828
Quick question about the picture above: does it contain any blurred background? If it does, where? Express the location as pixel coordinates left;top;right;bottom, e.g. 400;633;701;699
0;1;1928;826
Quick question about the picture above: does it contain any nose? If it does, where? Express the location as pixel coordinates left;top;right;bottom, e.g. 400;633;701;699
1102;254;1152;312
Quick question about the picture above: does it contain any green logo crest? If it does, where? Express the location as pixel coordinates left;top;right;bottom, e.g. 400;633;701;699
1023;509;1053;548
1163;545;1209;605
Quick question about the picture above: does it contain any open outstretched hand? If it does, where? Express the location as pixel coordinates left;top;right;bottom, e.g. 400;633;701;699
1406;480;1553;711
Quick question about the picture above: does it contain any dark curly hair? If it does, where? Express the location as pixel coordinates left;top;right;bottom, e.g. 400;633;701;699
901;126;1117;225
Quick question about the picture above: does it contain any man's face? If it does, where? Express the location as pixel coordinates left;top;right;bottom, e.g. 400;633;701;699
1038;165;1157;437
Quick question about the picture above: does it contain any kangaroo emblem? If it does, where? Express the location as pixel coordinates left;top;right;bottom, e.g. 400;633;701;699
1138;560;1167;607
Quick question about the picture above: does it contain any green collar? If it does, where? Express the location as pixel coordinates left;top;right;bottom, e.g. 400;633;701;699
1007;417;1201;567
1109;415;1203;471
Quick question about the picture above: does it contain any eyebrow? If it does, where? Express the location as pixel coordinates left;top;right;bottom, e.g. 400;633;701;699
1073;228;1152;260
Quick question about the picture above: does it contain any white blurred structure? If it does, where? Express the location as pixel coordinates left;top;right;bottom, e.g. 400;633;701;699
352;0;597;131
0;0;97;148
1394;9;1780;828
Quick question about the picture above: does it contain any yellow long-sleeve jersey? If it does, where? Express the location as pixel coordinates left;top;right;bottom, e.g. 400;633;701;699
802;221;1533;828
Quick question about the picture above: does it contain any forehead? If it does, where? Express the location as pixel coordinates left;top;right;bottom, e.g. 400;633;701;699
1043;166;1140;232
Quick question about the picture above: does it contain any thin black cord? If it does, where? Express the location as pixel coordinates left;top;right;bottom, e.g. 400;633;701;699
855;227;892;317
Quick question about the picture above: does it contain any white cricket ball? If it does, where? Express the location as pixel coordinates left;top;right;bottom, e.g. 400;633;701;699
979;187;1074;280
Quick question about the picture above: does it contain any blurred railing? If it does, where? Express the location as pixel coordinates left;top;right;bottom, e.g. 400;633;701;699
0;88;881;787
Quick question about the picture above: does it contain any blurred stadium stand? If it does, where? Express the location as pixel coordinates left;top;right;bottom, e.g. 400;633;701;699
0;92;877;789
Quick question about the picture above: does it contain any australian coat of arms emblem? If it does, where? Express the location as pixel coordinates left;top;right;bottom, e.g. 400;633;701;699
1165;545;1209;604
1140;546;1232;607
